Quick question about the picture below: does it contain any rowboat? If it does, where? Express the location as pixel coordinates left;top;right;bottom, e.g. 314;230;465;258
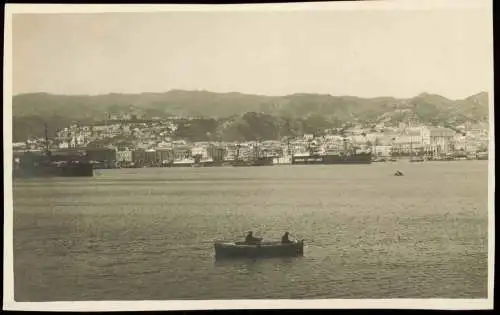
214;240;304;259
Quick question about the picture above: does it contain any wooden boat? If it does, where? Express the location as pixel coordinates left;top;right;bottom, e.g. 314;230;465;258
371;157;386;162
214;240;304;259
409;156;424;162
477;152;488;160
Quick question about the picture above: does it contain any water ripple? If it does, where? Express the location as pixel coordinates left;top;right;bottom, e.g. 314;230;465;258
13;161;489;301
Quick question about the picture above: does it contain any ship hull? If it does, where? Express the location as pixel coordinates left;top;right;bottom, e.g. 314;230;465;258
192;160;224;167
231;158;274;167
214;240;304;260
165;160;195;167
291;154;372;165
13;163;94;178
170;163;194;167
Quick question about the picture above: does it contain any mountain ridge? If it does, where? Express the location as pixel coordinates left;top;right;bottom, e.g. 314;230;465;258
11;90;489;142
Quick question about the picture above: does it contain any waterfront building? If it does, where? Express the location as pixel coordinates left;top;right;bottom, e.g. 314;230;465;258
421;127;455;154
350;134;368;144
207;144;226;162
191;145;210;160
273;155;292;165
132;149;146;165
372;145;392;157
173;145;192;161
323;142;344;154
58;141;70;149
223;144;238;161
235;145;254;160
392;130;423;154
155;148;174;163
290;144;310;156
116;148;133;162
144;149;157;164
13;142;27;150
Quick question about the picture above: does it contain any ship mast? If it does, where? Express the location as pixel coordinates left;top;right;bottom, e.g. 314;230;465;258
235;143;240;161
255;139;260;159
44;123;50;155
410;135;413;157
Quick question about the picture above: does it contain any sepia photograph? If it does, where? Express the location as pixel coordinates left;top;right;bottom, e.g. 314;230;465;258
3;0;494;311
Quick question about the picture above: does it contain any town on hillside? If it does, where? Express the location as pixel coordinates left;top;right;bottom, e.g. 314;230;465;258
12;111;490;169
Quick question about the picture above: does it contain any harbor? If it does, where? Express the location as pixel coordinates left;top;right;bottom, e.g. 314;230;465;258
12;124;490;175
12;160;488;300
7;2;492;307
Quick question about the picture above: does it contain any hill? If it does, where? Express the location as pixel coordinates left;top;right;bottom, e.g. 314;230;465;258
11;90;489;141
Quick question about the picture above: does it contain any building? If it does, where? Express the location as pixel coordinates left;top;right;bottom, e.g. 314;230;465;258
421;127;455;154
350;134;368;144
373;134;397;146
156;148;174;163
12;142;26;149
467;122;489;138
116;148;133;162
173;145;192;161
92;125;111;133
273;155;292;164
234;144;255;160
394;130;423;149
207;144;226;162
191;145;210;160
372;145;392;157
58;141;70;149
190;144;226;162
224;144;238;161
144;149;157;164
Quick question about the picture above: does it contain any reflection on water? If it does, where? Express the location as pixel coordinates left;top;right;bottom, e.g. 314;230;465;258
13;161;489;301
213;256;299;268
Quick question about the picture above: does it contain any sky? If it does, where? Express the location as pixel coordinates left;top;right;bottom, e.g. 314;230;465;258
11;3;493;99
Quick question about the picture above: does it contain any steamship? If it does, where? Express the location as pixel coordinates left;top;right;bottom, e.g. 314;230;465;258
13;124;94;178
231;141;274;167
291;138;372;165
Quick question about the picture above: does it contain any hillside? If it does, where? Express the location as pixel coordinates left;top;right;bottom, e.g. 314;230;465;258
11;90;489;141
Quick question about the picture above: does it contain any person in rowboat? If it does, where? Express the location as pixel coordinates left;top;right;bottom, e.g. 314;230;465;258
281;232;294;244
244;231;262;244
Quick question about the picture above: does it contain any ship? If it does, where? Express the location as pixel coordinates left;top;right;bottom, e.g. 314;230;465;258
371;156;387;162
291;138;372;165
166;158;195;167
231;141;274;167
13;124;94;178
291;152;372;165
192;155;224;167
476;151;488;160
231;157;274;167
13;157;94;177
409;156;425;162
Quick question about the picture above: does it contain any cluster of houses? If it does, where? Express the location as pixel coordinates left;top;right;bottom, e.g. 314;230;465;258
12;117;489;167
